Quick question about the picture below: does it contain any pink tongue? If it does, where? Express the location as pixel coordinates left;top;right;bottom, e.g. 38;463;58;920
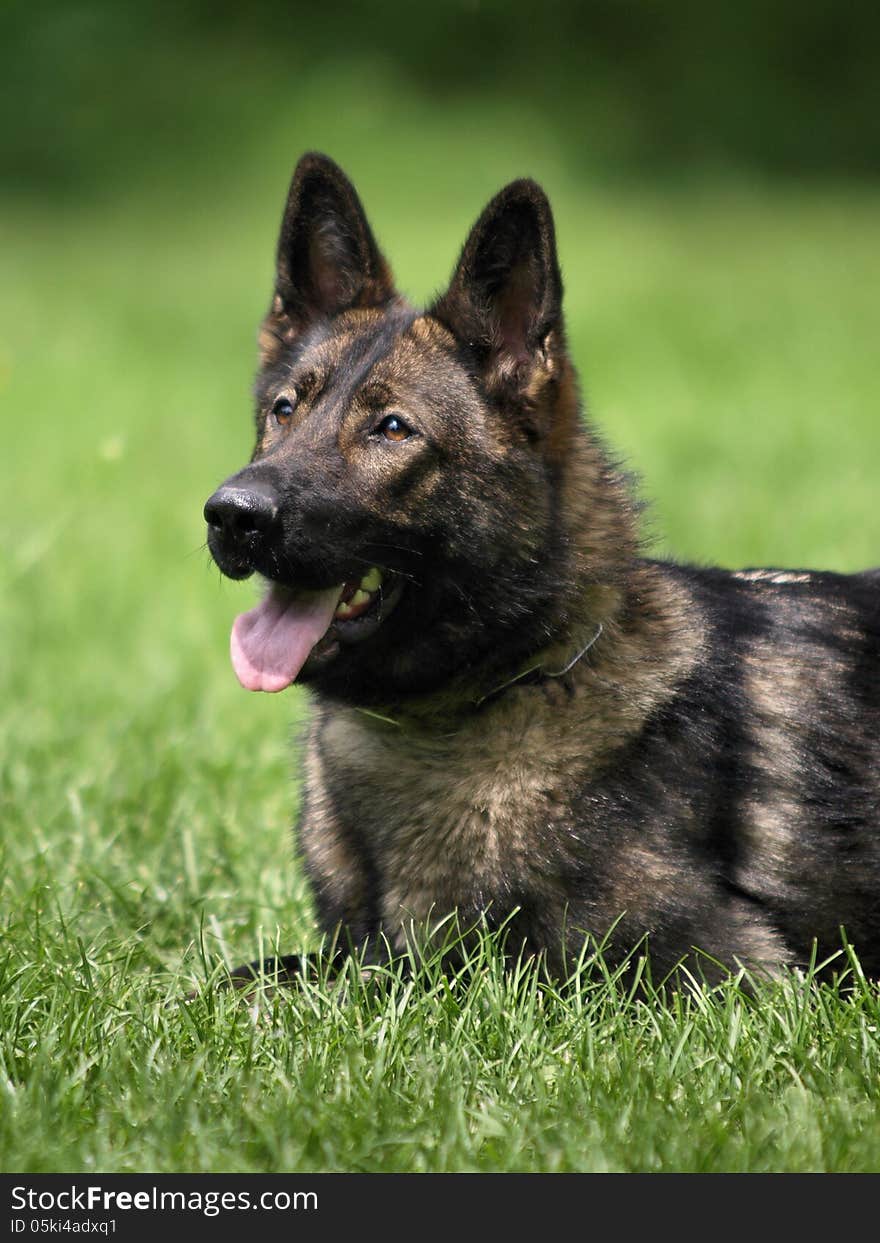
230;583;343;693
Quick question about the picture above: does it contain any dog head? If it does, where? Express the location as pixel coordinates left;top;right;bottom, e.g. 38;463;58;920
205;152;600;708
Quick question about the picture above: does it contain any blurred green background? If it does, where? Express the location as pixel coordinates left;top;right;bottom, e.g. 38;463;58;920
2;0;879;978
1;0;880;1172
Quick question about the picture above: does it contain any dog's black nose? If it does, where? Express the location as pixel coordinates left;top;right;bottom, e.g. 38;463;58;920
204;484;279;541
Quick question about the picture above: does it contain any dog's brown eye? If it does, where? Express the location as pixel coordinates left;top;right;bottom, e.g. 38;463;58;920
376;414;412;442
272;397;294;426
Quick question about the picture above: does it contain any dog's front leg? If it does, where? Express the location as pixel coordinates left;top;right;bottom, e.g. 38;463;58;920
224;936;409;996
225;949;348;990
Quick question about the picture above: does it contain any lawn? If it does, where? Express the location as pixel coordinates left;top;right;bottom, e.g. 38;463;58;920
2;120;880;1171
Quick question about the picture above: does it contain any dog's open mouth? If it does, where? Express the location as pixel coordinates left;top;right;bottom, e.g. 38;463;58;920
230;567;403;692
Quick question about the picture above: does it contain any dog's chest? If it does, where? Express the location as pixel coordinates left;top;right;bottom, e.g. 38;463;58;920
315;701;586;929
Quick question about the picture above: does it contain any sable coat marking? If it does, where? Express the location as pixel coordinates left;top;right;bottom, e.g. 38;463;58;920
204;153;880;982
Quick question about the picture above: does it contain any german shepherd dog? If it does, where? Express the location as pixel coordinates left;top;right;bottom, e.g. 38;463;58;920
204;152;880;986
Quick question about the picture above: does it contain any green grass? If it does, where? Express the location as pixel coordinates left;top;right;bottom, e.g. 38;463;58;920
3;932;880;1173
2;124;880;1171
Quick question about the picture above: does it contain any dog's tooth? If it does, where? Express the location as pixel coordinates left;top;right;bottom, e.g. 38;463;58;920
360;567;382;593
350;589;370;608
335;601;353;619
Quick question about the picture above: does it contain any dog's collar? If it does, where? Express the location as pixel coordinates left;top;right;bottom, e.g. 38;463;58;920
354;622;603;729
473;621;604;708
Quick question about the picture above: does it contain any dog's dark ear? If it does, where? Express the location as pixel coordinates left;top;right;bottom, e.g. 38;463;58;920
260;153;395;359
431;179;563;400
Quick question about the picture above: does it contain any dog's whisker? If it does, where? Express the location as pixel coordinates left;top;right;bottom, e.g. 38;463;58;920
347;554;422;588
364;543;424;558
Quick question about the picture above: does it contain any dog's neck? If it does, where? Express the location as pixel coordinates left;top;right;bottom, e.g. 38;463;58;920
331;558;702;772
354;619;607;729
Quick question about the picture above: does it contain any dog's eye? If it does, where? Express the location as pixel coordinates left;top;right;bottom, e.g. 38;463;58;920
375;414;413;442
271;397;295;426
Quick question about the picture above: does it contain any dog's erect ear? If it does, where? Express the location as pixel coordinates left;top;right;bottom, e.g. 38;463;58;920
260;153;395;358
431;179;564;399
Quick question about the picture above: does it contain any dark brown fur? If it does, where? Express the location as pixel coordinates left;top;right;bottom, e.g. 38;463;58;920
205;153;880;985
